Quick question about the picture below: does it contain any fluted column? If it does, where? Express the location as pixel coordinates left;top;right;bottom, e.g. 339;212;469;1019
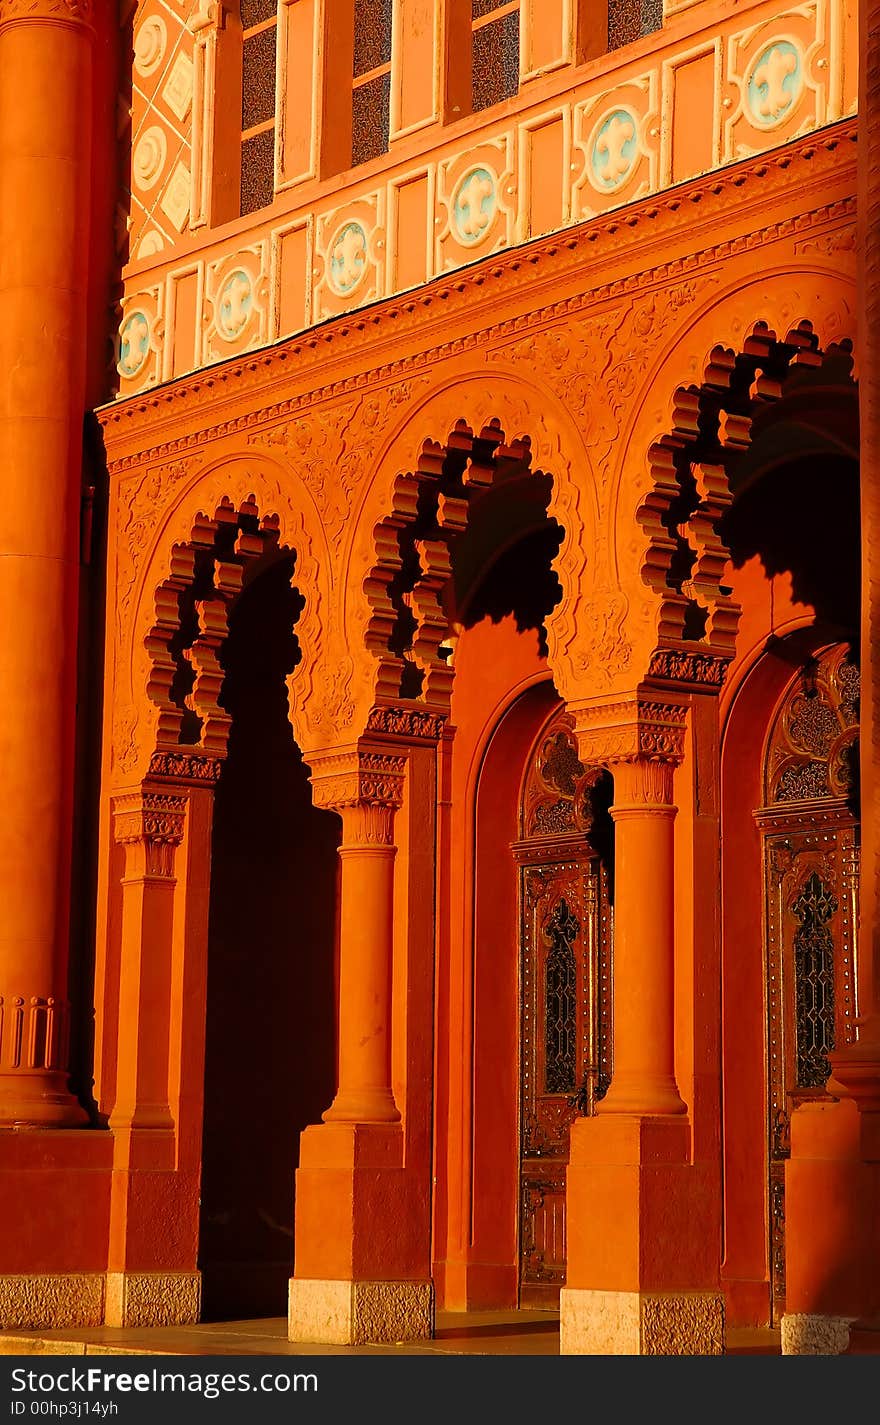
0;0;95;1125
599;753;686;1117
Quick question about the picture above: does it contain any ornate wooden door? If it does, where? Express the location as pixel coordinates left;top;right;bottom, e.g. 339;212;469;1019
512;715;613;1308
756;644;860;1324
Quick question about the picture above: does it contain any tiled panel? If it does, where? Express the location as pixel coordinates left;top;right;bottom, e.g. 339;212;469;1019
122;0;197;263
114;0;855;394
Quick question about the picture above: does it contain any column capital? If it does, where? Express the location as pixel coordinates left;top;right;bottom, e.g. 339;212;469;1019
569;692;688;771
113;791;188;877
308;746;408;815
0;0;92;29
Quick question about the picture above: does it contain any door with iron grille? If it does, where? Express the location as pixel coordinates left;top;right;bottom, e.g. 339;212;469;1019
512;713;613;1308
756;644;860;1324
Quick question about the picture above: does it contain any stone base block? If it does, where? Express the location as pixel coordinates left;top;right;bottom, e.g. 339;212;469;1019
561;1287;724;1355
289;1277;434;1345
104;1272;201;1328
781;1312;852;1355
0;1274;105;1330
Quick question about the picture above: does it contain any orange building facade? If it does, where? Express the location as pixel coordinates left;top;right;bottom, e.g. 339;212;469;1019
1;0;879;1355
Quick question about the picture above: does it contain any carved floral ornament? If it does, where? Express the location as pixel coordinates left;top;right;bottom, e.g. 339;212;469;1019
307;750;408;840
569;697;688;770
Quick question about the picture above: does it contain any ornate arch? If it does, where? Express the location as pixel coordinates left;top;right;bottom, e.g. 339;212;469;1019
344;371;603;727
111;452;329;780
636;308;857;686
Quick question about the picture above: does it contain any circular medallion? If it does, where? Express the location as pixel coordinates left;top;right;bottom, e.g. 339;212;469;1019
327;221;368;296
451;166;497;246
746;41;805;129
117;310;150;379
133;16;168;77
133;125;167;193
588;108;639;193
217;269;253;341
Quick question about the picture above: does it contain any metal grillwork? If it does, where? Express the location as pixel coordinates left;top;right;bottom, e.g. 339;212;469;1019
792;871;838;1088
543;897;579;1094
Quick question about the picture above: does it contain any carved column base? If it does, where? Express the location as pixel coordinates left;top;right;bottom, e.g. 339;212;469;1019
560;1288;724;1355
104;1271;201;1328
780;1313;852;1355
0;1069;88;1128
0;1274;104;1330
288;1277;433;1345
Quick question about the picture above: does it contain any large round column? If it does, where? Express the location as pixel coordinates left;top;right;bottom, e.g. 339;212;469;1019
0;0;94;1124
599;754;686;1117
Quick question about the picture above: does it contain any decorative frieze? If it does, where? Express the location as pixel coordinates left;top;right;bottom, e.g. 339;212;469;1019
148;750;224;784
365;706;447;742
647;649;731;687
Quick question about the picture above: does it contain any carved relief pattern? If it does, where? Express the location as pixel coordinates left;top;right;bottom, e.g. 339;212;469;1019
113;456;332;778
765;644;860;803
365;706;447;741
572;698;687;775
0;0;92;24
118;0;197;267
113;791;188;879
248;379;427;543
308;751;407;829
516;710;614;1299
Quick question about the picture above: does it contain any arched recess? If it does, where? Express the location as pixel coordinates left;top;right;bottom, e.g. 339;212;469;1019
338;369;602;729
720;631;860;1330
669;313;861;1331
98;474;339;1323
146;492;340;1319
391;393;615;1312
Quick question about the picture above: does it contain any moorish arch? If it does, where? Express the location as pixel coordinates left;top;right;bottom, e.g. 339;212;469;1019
600;270;854;689
628;296;859;1332
331;373;606;723
96;460;345;1326
344;371;606;724
111;452;332;782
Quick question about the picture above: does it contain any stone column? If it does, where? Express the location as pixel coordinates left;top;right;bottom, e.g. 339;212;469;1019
781;0;880;1354
599;753;686;1118
561;695;724;1355
0;0;94;1126
105;787;201;1329
288;743;433;1346
322;792;400;1126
